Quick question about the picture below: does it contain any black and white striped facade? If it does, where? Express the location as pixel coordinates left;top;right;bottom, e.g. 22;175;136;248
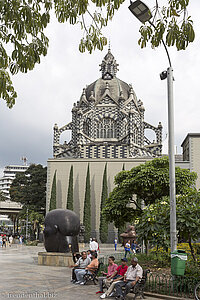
53;49;162;159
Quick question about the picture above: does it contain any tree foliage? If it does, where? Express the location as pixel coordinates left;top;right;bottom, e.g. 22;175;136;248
0;1;195;107
18;206;44;240
136;190;200;260
103;156;197;229
10;164;47;211
138;0;195;51
49;170;57;211
83;164;91;242
67;165;73;211
99;163;108;243
0;191;6;201
0;0;50;107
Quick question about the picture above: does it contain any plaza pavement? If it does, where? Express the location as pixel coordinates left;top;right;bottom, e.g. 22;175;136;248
0;245;168;300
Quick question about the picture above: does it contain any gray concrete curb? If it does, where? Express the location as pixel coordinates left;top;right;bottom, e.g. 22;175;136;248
126;292;191;300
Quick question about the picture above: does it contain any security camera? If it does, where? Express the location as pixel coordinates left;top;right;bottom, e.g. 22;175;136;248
160;70;167;80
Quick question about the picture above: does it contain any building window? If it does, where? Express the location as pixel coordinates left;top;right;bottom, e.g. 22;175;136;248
96;118;116;139
83;119;91;136
133;126;138;144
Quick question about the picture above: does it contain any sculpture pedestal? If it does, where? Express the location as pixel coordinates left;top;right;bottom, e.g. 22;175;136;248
38;252;73;267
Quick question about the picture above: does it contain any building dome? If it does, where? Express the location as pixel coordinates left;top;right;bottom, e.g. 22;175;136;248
85;77;131;103
84;48;136;103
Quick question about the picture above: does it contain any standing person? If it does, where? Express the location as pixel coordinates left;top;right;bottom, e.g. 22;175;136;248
9;235;13;247
75;251;99;284
115;257;143;299
114;238;117;251
96;256;118;294
124;240;131;258
131;240;137;254
89;238;98;252
100;258;128;299
0;235;2;247
70;251;91;282
2;235;7;248
19;236;23;245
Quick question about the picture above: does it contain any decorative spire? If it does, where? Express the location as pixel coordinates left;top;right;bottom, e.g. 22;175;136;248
80;88;87;104
89;91;95;102
99;47;119;80
108;39;111;51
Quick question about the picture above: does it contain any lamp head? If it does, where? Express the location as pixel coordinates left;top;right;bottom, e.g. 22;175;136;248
160;71;167;80
129;0;152;24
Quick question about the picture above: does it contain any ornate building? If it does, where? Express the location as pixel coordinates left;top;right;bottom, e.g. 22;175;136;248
53;48;162;159
47;49;165;241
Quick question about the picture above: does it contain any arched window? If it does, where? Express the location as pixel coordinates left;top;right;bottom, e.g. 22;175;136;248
83;119;90;136
122;118;128;136
133;127;138;144
96;118;116;139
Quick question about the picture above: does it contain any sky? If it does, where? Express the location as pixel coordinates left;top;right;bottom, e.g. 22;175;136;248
0;0;200;176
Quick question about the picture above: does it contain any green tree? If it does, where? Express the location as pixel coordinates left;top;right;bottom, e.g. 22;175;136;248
29;210;44;239
67;165;73;211
10;164;47;211
83;164;91;242
137;0;195;51
0;191;6;201
49;170;57;211
99;163;108;243
0;1;195;107
135;198;170;253
103;156;197;229
136;190;200;260
17;206;44;240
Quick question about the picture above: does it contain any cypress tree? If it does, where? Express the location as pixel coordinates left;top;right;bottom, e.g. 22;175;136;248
122;163;125;171
49;170;57;211
67;165;73;210
99;163;108;243
83;164;91;242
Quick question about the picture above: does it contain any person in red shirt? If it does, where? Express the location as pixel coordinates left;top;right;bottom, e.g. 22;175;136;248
100;258;128;299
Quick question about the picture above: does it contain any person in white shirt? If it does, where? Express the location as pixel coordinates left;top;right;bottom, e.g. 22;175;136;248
9;235;13;247
89;238;98;252
115;257;143;299
70;251;91;282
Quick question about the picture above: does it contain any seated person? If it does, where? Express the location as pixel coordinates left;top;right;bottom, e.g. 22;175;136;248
87;250;92;258
96;256;118;294
100;258;128;299
70;251;91;282
72;252;81;263
115;257;143;300
75;251;99;284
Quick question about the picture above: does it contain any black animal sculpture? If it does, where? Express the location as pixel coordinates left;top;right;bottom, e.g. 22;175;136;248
43;209;80;253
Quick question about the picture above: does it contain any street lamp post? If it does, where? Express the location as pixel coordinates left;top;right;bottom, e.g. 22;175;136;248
129;0;177;252
26;206;29;240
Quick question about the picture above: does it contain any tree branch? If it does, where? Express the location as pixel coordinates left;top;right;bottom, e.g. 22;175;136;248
81;14;89;35
86;9;101;32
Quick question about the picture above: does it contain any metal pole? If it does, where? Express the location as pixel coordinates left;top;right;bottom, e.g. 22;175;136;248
141;200;146;254
167;67;177;252
26;207;28;240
